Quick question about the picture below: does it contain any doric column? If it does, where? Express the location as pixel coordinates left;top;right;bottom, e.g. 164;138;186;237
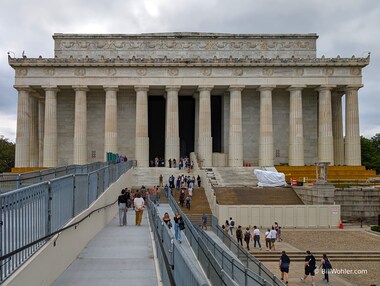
258;85;275;167
198;86;213;167
73;86;88;165
288;86;305;166
135;86;149;167
316;86;335;165
345;85;362;166
165;86;180;164
43;86;59;167
332;91;344;165
29;94;39;167
15;86;31;167
193;92;199;154
104;86;119;161
228;86;244;167
38;99;45;167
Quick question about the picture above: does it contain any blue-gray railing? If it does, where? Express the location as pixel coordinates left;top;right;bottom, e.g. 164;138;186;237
0;160;133;282
147;199;210;286
0;162;108;193
169;195;283;286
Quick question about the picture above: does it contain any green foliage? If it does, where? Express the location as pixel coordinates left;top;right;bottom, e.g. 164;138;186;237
0;136;15;173
371;225;380;232
361;134;380;174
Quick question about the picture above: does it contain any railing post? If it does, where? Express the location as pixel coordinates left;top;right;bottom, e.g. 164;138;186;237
17;174;21;189
47;182;52;235
72;174;76;217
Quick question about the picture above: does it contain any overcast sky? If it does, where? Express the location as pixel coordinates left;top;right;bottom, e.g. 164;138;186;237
1;0;379;142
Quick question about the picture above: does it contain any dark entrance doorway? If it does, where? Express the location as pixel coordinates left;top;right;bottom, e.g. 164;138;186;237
211;95;222;152
148;96;165;162
179;96;195;158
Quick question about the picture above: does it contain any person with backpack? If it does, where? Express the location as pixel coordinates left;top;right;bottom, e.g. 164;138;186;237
229;217;235;235
236;225;243;246
244;227;252;250
253;226;262;249
319;253;332;283
279;250;290;284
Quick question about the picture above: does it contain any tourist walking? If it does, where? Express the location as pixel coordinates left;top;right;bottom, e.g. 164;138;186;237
118;189;128;226
279;250;290;284
163;212;173;229
159;174;163;187
229;217;235;235
197;175;201;187
269;226;277;250
253;226;262;249
236;225;243;246
174;212;184;242
319;253;332;284
244;227;252;250
201;213;208;230
300;250;316;286
265;228;271;250
133;192;145;225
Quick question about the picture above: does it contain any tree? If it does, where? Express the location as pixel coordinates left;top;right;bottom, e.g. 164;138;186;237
361;134;380;174
0;136;15;173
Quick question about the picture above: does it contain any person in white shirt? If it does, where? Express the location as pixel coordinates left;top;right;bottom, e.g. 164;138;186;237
133;192;145;225
253;226;262;249
265;228;271;250
269;226;277;250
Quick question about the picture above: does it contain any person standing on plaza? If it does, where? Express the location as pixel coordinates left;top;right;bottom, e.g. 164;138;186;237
265;228;271;251
279;250;290;284
197;175;201;187
118;189;128;226
319;253;332;284
174;212;183;243
133;192;145;226
253;226;262;249
244;227;252;250
300;250;316;286
236;225;243;246
229;217;235;235
269;226;277;250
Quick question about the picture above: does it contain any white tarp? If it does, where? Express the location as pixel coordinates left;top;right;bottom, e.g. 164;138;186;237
254;169;287;187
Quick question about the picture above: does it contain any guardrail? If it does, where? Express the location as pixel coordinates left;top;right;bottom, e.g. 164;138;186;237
0;161;133;282
0;162;108;193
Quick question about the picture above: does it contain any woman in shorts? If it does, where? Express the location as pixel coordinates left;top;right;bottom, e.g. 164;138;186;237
279;250;290;284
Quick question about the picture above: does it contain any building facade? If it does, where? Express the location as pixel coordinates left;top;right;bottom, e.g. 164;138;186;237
9;33;369;168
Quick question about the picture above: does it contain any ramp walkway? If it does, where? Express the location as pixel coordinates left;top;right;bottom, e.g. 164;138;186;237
52;210;159;286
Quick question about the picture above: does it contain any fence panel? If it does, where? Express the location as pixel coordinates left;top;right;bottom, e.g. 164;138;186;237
74;174;89;216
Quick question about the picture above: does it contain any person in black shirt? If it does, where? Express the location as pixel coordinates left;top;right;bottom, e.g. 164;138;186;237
300;250;316;285
279;250;290;284
118;189;128;226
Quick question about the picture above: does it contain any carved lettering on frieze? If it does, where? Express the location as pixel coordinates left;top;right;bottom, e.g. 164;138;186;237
136;68;147;76
232;68;244;76
167;68;179;76
74;68;86;76
262;68;273;76
202;68;212;76
350;67;361;76
296;68;304;76
44;68;55;76
16;68;28;77
323;67;334;76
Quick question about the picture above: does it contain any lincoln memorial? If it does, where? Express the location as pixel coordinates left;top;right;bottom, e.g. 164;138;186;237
8;32;369;168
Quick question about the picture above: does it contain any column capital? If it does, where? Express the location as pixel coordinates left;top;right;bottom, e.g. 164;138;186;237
287;85;306;92
42;86;59;92
198;85;214;92
165;85;181;93
73;86;89;92
315;85;336;92
104;85;119;92
134;85;149;92
344;84;363;92
228;85;245;92
14;85;32;92
258;85;276;92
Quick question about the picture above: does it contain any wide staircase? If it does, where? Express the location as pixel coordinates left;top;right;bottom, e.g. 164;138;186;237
214;186;304;205
276;165;377;183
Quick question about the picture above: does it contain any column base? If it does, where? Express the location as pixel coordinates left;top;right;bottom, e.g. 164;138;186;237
135;137;149;167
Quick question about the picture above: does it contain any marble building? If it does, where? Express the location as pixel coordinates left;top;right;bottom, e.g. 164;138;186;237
8;32;369;168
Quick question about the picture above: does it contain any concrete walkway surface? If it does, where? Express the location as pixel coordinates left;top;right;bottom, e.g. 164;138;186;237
52;210;159;286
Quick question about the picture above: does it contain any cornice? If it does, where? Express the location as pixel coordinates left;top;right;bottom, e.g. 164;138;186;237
8;55;370;68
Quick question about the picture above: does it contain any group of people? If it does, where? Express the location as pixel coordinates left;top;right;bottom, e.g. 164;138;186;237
117;188;146;227
149;156;195;171
162;211;185;243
